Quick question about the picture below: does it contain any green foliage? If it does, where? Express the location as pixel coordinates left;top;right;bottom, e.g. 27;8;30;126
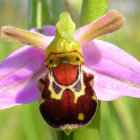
28;0;63;29
0;0;140;140
80;0;109;26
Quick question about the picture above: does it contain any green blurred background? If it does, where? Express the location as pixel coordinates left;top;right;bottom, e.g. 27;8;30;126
0;0;140;140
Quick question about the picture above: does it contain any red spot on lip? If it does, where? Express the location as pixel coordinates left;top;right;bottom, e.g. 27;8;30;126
52;64;78;85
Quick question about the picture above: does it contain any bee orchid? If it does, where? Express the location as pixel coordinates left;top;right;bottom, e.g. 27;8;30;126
0;11;140;134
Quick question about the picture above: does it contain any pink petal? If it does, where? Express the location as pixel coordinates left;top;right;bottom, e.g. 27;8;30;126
41;25;56;36
82;40;140;101
31;25;56;36
0;46;46;109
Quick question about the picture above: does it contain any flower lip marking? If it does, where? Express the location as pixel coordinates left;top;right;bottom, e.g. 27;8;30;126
39;71;97;130
47;64;86;104
78;113;85;121
52;64;79;86
52;82;61;94
73;80;81;92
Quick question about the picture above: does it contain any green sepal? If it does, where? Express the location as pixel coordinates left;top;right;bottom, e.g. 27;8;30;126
56;12;75;43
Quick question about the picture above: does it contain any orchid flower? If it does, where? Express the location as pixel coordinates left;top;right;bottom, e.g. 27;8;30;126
0;10;140;134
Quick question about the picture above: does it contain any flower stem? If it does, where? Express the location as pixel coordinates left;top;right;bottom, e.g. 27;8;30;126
57;131;73;140
56;103;101;140
80;0;109;26
28;0;50;29
73;102;101;140
50;0;63;25
28;0;63;29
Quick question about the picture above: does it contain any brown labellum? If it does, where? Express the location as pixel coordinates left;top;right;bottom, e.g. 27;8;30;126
39;64;98;132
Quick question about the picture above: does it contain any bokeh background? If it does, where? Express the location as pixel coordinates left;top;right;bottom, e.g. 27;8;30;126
0;0;140;140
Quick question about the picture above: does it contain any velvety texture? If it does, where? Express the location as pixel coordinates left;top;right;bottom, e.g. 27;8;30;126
82;40;140;100
40;70;97;129
0;20;140;109
0;46;46;109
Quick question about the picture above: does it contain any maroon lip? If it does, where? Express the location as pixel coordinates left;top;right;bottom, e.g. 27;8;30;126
39;70;97;129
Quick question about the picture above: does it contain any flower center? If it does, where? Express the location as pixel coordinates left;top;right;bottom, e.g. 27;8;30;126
52;64;78;85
